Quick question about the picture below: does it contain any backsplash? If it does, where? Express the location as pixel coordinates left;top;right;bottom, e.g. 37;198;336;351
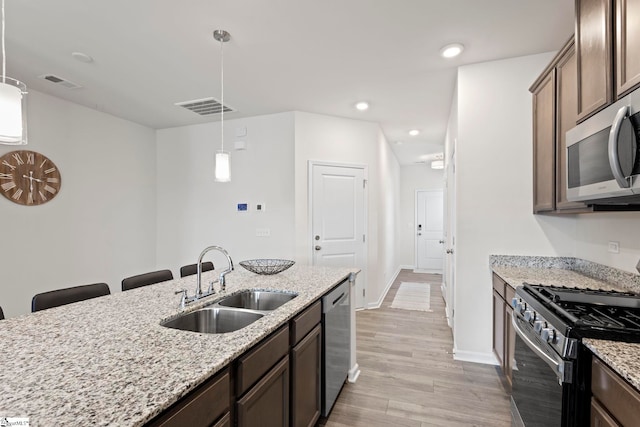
490;255;640;292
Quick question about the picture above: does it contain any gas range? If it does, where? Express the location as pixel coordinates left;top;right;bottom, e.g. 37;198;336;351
510;283;640;427
515;283;640;343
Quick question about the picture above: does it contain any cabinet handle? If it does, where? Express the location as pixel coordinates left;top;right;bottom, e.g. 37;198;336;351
315;245;322;251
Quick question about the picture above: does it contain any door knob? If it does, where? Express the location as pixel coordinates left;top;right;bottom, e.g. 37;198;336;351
315;245;322;251
418;233;422;236
439;240;445;244
446;249;454;254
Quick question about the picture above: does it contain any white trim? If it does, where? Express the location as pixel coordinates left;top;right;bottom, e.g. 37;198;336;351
348;363;361;383
453;349;499;365
367;265;401;309
399;264;415;270
413;268;441;274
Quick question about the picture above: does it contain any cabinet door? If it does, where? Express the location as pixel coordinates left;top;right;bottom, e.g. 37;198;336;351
291;324;321;427
591;398;621;427
504;303;515;387
237;356;290;427
556;43;591;211
492;290;505;368
576;0;613;121
532;70;556;213
616;0;640;97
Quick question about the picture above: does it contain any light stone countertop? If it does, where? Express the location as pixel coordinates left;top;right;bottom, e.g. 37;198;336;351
0;265;356;426
490;255;640;393
583;339;640;392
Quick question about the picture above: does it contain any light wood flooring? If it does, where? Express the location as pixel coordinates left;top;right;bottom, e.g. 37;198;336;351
322;270;511;427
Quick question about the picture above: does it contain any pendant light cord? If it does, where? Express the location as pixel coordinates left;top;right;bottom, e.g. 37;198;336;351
220;34;224;152
1;0;6;83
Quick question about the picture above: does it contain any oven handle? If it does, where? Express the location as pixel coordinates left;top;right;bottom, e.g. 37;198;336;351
511;312;572;384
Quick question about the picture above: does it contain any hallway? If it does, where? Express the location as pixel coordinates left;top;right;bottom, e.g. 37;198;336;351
324;270;512;426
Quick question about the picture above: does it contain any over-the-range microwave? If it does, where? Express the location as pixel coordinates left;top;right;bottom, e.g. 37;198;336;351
566;88;640;204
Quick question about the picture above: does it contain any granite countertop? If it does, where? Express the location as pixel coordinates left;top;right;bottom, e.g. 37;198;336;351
583;339;640;392
0;265;356;426
491;255;640;393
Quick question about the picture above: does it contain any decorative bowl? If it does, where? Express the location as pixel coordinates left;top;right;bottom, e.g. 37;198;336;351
239;259;295;275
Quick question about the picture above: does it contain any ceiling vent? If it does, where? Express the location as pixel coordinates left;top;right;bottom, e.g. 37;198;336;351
38;74;82;89
175;97;235;116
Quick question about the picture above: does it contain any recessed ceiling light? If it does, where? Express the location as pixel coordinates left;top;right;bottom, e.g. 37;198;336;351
71;52;94;63
409;129;420;136
355;101;369;111
440;43;464;59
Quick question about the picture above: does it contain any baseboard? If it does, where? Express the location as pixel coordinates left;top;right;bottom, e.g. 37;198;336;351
348;363;361;383
453;349;499;366
413;268;443;274
399;264;415;270
366;266;401;309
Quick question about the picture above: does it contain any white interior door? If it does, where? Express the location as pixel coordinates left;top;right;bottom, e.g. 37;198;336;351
311;163;366;309
415;189;444;273
443;146;456;329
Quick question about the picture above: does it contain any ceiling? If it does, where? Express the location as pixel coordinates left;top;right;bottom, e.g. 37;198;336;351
4;0;574;164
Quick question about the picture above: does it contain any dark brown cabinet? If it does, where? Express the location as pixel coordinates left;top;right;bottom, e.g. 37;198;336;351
146;368;230;427
290;300;322;427
591;356;640;426
237;356;290;427
531;38;592;214
576;0;613;121
532;69;556;213
615;0;640;96
492;273;515;386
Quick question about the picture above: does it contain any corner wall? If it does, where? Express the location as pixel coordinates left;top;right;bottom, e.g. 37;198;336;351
293;112;401;308
453;53;577;362
0;91;157;317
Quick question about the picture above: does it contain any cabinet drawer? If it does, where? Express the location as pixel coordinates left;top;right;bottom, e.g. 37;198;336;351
290;300;321;345
237;356;290;427
592;357;640;427
505;284;515;307
591;398;620;427
147;368;230;427
237;325;289;396
492;274;506;300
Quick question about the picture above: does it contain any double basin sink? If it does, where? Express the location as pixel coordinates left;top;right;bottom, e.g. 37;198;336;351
161;290;297;334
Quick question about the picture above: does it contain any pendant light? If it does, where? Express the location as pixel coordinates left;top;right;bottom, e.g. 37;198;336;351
214;29;231;182
0;0;27;145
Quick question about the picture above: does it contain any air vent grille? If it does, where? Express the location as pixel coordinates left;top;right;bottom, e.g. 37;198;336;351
38;74;82;89
175;97;235;116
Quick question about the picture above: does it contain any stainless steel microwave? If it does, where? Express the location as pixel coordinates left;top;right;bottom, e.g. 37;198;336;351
566;89;640;204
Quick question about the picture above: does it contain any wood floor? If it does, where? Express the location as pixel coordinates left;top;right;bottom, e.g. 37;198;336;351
323;270;511;427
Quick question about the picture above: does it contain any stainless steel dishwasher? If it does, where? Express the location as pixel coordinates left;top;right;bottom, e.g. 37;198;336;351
321;278;350;417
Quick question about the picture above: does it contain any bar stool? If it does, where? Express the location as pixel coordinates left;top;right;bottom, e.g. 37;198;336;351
122;269;173;291
32;283;111;312
0;305;4;320
180;261;214;278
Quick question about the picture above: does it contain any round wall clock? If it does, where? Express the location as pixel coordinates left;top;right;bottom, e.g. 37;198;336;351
0;150;62;206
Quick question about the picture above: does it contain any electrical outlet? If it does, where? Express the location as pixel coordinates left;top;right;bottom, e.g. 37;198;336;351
256;228;270;237
608;241;620;254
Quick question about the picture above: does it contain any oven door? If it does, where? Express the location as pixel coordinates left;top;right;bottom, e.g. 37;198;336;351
511;314;572;427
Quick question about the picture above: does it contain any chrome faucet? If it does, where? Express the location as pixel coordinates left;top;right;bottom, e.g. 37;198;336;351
196;245;234;298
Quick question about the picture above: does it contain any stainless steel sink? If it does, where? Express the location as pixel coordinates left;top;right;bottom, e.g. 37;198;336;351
216;290;298;311
161;308;263;334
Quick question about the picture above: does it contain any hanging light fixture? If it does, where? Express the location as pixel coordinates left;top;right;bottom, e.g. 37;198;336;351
214;29;231;182
0;0;27;145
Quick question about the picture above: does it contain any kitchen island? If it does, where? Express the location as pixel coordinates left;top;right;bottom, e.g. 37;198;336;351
0;265;356;426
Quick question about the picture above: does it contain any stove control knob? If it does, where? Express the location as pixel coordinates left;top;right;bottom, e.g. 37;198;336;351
541;328;556;344
515;301;526;314
511;298;519;309
533;320;544;334
524;310;536;322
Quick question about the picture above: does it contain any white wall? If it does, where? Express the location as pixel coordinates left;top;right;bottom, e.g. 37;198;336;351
156;112;296;270
452;53;577;362
293;112;401;307
399;165;444;267
574;212;640;272
0;90;157;318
